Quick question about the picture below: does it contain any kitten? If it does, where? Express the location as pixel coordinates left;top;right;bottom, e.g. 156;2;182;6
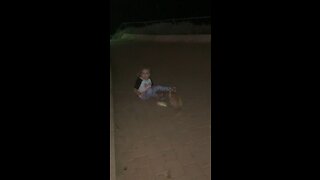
169;91;183;109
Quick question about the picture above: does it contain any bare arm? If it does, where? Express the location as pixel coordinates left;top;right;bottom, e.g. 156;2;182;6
134;89;142;96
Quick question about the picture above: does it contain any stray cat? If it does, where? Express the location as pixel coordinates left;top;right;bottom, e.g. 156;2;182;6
169;90;183;109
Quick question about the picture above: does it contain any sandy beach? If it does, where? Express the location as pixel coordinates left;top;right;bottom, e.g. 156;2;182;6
111;40;211;180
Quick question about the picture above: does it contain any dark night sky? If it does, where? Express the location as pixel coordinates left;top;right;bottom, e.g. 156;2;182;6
110;0;211;33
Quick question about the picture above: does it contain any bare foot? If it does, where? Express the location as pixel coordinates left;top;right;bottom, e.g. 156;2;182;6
170;87;177;92
157;101;167;107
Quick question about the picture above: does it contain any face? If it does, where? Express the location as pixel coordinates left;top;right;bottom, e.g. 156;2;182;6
140;69;150;80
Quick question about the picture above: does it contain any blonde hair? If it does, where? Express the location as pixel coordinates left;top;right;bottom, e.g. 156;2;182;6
137;67;151;77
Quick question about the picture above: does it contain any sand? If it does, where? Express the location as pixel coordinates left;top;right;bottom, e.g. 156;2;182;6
111;40;211;180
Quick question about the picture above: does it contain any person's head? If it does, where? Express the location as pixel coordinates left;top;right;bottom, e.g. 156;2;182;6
138;67;151;80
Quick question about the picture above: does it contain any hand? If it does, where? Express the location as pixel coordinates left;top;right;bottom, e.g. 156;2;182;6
136;91;142;97
134;89;142;97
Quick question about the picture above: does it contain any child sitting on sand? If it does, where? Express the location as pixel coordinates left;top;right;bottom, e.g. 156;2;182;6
134;67;175;101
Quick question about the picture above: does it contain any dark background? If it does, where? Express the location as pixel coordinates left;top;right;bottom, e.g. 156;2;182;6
110;0;211;33
2;0;317;180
